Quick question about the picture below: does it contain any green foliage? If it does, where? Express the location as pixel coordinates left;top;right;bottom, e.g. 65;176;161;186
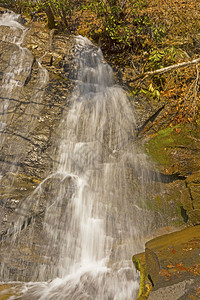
1;0;167;54
151;25;166;42
130;83;160;101
141;83;160;101
147;46;182;70
81;0;152;52
1;0;74;28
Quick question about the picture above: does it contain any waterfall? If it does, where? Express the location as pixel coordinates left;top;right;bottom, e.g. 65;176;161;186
14;36;155;300
0;13;161;300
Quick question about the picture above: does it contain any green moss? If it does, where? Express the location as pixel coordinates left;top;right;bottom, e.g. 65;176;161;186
54;73;69;81
155;195;163;207
145;124;194;167
132;253;152;300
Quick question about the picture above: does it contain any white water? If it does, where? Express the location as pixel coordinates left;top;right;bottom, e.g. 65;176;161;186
0;14;160;300
0;12;24;30
0;12;48;159
12;36;156;300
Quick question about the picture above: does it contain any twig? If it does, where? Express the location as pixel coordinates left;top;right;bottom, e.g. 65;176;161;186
131;58;200;82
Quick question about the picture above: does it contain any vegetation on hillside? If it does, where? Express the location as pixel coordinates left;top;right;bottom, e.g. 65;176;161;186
1;0;200;126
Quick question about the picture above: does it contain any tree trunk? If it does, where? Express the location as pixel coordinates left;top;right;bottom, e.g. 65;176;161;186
61;6;67;27
44;3;55;29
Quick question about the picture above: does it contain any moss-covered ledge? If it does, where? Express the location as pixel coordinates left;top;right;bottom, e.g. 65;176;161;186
145;122;200;176
132;226;200;299
132;252;152;299
144;122;200;227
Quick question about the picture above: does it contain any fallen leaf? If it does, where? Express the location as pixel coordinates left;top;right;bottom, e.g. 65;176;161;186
174;128;181;133
167;264;174;268
159;269;172;278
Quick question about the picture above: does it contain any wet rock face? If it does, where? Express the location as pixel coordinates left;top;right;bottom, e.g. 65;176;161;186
0;22;74;177
144;123;200;226
0;13;75;275
185;172;200;225
0;174;77;282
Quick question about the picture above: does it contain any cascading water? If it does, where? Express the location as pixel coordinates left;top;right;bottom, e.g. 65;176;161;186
10;36;157;300
0;12;27;148
0;13;162;300
0;12;48;173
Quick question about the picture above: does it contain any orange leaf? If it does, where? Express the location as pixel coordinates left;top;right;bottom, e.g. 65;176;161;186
167;264;174;268
174;128;181;133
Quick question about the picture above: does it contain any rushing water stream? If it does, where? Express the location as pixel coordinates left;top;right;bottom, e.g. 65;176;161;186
0;12;160;300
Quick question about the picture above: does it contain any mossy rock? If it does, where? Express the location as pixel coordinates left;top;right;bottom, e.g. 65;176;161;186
145;123;200;176
133;226;200;300
145;226;200;299
0;283;23;299
132;252;153;299
184;172;200;224
186;172;200;185
188;210;200;225
145;225;200;282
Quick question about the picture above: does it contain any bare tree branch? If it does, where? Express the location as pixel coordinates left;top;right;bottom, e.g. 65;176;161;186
131;58;200;82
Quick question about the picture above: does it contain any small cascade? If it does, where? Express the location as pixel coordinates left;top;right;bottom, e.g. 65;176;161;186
0;12;48;172
0;14;162;300
0;13;29;146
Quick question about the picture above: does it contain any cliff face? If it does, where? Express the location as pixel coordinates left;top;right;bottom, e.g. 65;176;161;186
132;96;200;300
133;123;200;299
0;9;75;280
